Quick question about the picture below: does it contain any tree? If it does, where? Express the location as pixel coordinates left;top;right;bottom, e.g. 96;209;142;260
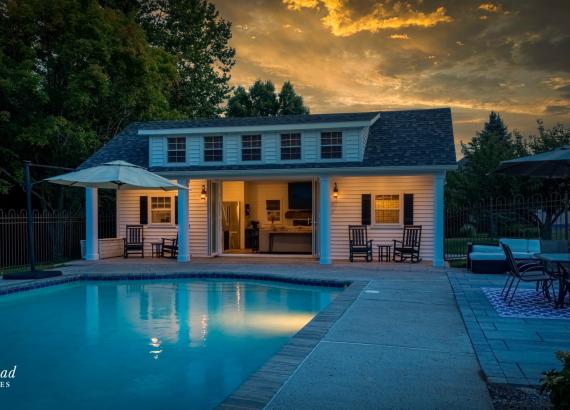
137;0;236;118
226;86;252;117
0;0;180;203
249;80;279;116
446;112;524;206
278;81;309;115
226;80;310;117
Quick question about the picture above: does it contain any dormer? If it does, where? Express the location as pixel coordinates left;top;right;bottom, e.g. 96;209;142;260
141;113;380;168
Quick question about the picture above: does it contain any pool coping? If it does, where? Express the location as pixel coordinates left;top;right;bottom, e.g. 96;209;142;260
0;272;365;409
0;272;351;295
217;279;367;409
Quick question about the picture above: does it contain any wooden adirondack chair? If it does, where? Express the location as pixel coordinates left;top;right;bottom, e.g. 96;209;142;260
348;225;373;262
123;225;144;258
393;225;422;263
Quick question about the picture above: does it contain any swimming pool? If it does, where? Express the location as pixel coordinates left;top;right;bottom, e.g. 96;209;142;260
0;279;340;409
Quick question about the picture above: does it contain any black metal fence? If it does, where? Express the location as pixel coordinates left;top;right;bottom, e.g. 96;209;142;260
445;194;568;261
0;209;116;270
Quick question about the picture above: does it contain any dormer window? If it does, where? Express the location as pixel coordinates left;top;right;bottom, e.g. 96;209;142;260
281;133;301;160
167;137;186;163
204;136;223;162
321;132;342;159
241;135;261;161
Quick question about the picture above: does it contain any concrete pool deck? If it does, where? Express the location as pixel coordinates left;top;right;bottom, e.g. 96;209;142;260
2;257;564;408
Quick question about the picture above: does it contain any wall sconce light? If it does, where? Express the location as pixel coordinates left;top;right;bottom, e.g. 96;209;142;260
333;182;339;199
201;185;207;200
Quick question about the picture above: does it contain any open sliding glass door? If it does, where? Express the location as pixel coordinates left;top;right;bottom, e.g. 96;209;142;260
312;177;320;258
207;180;223;256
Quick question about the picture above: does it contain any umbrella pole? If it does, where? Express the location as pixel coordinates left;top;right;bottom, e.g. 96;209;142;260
564;180;568;240
24;161;37;273
566;181;569;240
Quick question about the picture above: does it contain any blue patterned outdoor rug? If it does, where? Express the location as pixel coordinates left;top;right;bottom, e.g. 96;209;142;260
482;288;570;320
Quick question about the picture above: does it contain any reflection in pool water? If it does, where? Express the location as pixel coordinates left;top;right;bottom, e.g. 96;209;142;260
0;279;339;410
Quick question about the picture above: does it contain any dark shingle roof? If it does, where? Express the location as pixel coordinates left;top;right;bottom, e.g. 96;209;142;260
80;108;456;171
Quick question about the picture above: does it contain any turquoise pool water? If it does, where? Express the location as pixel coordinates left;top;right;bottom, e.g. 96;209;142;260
0;279;339;409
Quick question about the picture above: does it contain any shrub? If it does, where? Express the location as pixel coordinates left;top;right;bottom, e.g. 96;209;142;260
541;351;570;409
458;224;476;238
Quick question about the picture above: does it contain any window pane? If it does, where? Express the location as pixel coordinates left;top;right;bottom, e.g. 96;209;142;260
374;195;400;224
242;135;261;161
204;136;223;162
167;137;186;163
280;133;301;160
320;132;342;159
151;210;171;224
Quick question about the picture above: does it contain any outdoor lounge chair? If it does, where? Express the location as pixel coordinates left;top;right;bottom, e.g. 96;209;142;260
393;225;422;263
500;243;554;304
161;235;178;258
348;225;373;262
123;225;144;258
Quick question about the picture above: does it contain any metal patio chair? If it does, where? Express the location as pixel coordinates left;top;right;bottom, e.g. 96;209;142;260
501;243;554;304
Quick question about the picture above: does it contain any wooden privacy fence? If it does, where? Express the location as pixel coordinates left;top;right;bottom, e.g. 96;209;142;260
445;194;568;261
0;209;116;270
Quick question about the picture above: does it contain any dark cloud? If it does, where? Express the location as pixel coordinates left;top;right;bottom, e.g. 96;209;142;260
212;0;570;144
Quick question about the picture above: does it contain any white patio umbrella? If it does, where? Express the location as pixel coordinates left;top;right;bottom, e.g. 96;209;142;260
45;160;186;190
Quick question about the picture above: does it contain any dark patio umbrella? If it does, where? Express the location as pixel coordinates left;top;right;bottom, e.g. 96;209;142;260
494;145;570;239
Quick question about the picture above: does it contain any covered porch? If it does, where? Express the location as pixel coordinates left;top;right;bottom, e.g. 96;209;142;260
85;173;446;266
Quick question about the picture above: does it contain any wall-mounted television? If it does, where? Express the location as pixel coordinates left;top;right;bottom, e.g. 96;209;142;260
288;182;312;210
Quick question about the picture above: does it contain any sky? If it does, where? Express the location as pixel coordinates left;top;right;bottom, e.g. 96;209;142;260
213;0;570;153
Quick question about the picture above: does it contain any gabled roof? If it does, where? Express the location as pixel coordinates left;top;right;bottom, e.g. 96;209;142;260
80;108;456;172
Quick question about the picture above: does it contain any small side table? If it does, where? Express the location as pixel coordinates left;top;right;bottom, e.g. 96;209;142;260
377;244;392;262
151;242;162;258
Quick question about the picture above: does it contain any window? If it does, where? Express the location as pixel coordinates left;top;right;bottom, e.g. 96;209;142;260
151;196;172;224
374;194;400;224
281;133;301;160
204;136;223;162
320;131;342;159
241;135;261;161
167;137;186;163
266;200;281;222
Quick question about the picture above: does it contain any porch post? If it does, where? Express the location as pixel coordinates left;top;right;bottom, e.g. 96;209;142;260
85;187;99;260
433;173;445;267
177;178;190;262
319;175;331;264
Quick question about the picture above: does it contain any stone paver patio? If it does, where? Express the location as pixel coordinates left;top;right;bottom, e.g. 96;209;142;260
449;271;570;386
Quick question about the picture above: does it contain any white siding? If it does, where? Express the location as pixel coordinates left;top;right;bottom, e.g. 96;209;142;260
302;131;318;162
116;179;208;257
329;175;435;261
262;132;278;163
224;135;239;164
342;128;360;161
149;136;164;167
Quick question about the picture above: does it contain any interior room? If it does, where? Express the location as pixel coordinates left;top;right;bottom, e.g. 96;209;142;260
221;180;313;255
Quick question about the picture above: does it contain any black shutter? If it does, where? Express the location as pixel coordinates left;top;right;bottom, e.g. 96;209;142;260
174;196;178;225
403;193;414;225
361;194;371;225
139;196;148;225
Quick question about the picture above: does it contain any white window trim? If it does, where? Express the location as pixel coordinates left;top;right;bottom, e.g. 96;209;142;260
203;135;224;163
280;133;303;161
319;130;344;161
148;194;176;227
241;134;263;162
165;136;187;164
371;192;404;228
